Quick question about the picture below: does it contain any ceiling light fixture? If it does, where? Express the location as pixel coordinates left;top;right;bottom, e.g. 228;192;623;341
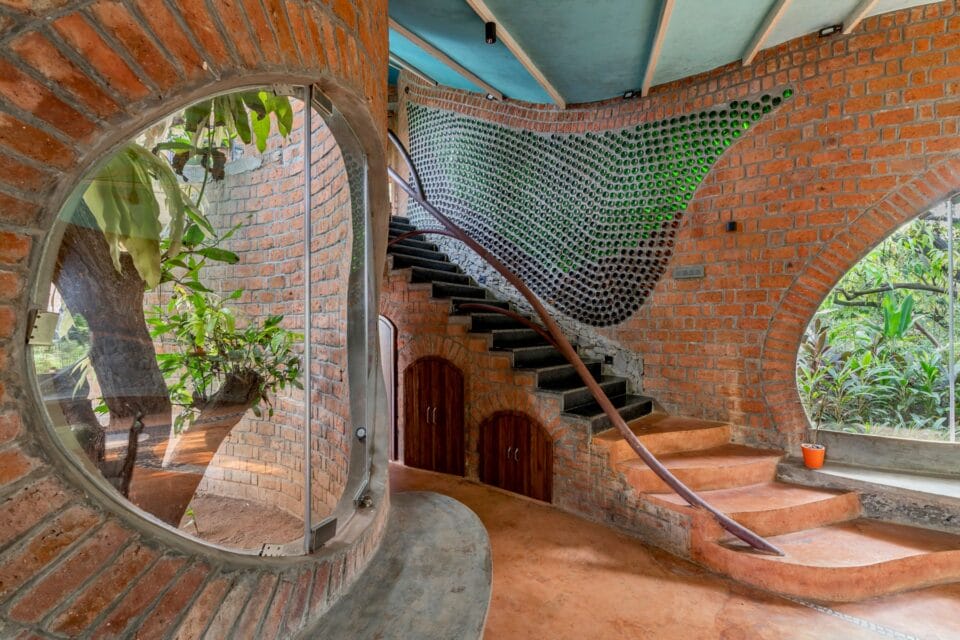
819;24;843;37
485;93;496;101
485;21;497;44
623;90;637;100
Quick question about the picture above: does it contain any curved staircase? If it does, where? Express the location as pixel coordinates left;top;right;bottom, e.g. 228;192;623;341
387;214;960;604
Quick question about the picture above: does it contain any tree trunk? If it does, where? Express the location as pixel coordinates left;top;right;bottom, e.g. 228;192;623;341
54;205;171;421
52;203;171;495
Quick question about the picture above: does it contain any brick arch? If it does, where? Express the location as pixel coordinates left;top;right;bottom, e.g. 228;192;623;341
0;1;391;636
760;156;960;447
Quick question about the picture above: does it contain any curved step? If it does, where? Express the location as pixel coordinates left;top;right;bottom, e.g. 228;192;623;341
563;394;654;434
648;482;861;537
699;519;960;602
618;444;782;492
593;413;732;460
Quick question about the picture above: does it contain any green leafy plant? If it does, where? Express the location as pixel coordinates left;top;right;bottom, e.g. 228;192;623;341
797;210;959;441
149;286;303;432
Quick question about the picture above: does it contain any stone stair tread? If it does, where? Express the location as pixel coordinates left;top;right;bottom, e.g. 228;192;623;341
411;266;471;285
451;299;510;313
619;444;782;471
721;518;960;567
648;481;848;515
539;375;623;395
537;369;611;391
389;216;410;224
562;394;652;418
390;253;459;273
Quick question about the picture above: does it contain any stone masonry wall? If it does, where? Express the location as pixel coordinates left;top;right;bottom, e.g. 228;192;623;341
395;0;960;451
0;1;390;637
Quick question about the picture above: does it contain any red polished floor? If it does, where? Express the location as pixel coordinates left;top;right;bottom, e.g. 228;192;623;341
390;463;960;640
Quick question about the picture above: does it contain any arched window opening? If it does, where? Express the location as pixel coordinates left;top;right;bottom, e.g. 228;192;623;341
29;86;375;554
797;197;960;443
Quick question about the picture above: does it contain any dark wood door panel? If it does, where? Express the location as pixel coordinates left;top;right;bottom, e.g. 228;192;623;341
402;357;465;476
478;411;552;502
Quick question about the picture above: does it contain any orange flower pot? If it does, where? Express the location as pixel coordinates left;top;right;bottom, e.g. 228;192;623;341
801;443;826;469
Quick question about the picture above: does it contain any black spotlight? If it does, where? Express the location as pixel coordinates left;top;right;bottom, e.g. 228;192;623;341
485;21;497;44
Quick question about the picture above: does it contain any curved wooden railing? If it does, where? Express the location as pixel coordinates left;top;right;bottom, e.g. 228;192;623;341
386;131;783;556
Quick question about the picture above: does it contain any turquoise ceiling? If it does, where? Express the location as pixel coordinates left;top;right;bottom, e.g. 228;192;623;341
388;0;937;105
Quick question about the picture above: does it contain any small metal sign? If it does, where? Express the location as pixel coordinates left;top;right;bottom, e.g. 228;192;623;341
673;265;705;280
27;310;59;346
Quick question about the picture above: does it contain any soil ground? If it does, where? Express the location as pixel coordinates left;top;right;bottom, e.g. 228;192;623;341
177;491;302;549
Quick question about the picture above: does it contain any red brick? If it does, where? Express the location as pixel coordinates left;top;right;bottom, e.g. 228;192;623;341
53;14;150;101
135;563;209;639
0;476;70;546
130;0;206;77
0;192;39;227
239;0;282;65
9;520;132;623
0;232;30;265
210;0;259;67
262;0;301;64
0;447;37;485
0;151;55;193
90;0;181;90
231;573;277;640
51;541;157;635
200;576;254;639
0;505;100;601
0;112;75;170
92;555;184;638
0;58;94;140
171;573;232;640
170;0;232;68
9;31;119;119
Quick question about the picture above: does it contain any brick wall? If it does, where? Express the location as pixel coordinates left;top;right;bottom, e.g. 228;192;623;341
194;101;352;522
0;1;391;637
395;0;960;451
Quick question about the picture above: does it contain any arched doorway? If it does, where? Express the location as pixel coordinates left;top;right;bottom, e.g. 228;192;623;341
479;411;553;502
402;357;465;475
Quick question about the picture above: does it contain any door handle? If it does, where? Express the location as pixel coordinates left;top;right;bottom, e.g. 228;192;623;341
427;406;433;424
514;448;520;462
506;446;513;459
430;407;437;424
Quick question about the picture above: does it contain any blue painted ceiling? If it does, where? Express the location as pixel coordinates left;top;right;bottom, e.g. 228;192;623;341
387;0;936;106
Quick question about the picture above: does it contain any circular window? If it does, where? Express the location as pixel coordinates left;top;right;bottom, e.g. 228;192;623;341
29;87;369;553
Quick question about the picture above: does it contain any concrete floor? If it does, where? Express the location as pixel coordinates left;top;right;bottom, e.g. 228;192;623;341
391;463;960;640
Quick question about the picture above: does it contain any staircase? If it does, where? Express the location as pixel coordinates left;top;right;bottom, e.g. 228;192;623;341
387;215;960;604
388;216;654;433
594;413;960;603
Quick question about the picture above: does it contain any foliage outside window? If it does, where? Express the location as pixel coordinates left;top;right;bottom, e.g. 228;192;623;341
797;205;958;441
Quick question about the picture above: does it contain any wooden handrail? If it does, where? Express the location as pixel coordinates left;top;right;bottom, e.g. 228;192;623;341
386;133;784;556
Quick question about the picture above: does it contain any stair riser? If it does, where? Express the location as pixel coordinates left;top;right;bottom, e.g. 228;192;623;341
388;245;445;261
391;254;459;273
694;542;960;603
608;425;732;463
389;222;416;233
536;363;603;389
621;458;779;493
389;216;410;225
562;379;627;412
471;315;527;331
588;399;654;434
512;347;568;369
411;268;471;286
491;330;551;350
432;282;488;300
452;299;509;314
727;492;862;538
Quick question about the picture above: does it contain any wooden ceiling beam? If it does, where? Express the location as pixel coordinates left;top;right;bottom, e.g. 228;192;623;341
842;0;880;34
742;0;793;66
641;0;675;97
464;0;567;108
390;17;504;100
389;53;439;87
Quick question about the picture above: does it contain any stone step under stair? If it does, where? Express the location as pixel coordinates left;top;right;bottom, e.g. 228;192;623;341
387;216;654;435
594;413;960;602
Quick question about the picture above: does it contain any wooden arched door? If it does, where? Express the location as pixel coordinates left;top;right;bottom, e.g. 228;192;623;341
402;357;465;476
479;411;553;502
